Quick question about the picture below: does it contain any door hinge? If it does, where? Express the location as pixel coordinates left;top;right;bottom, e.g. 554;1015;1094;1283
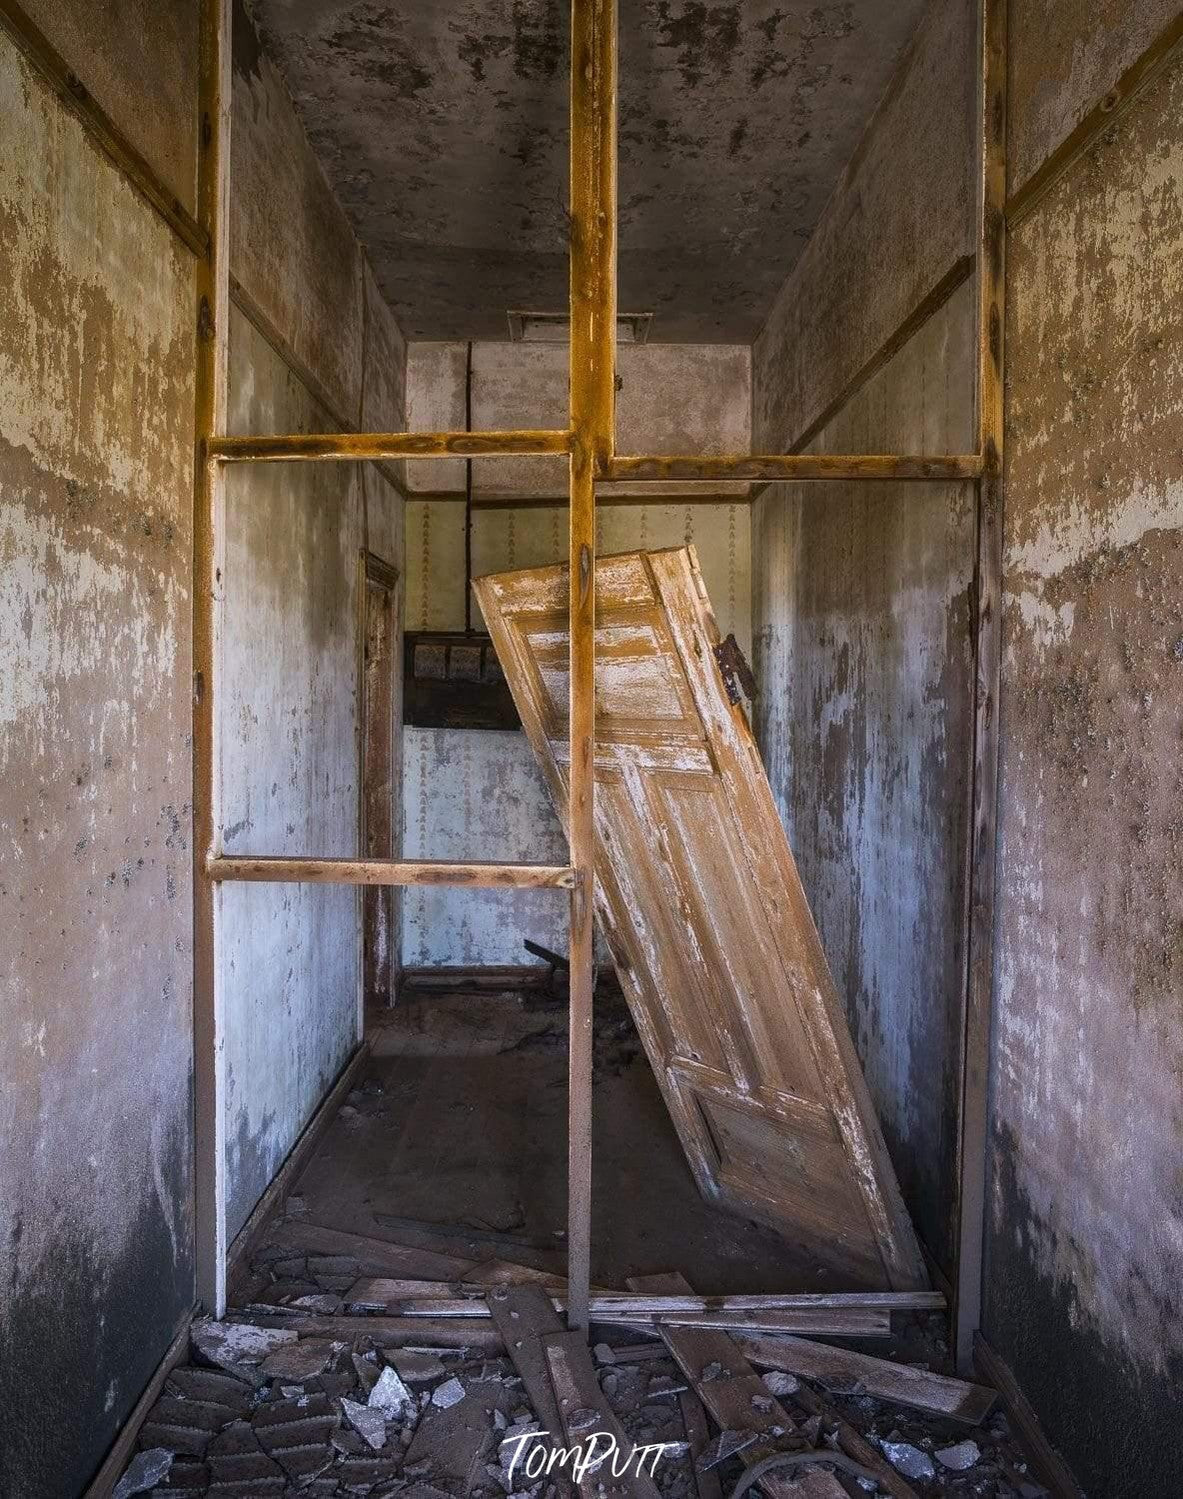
713;633;756;706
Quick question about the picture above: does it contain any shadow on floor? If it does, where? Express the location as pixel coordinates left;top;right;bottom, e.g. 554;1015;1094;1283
291;981;838;1295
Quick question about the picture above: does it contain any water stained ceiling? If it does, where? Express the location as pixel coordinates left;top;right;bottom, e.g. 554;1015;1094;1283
246;0;930;343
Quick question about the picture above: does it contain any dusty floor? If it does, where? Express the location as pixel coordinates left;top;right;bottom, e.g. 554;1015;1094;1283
296;980;833;1294
113;982;1052;1497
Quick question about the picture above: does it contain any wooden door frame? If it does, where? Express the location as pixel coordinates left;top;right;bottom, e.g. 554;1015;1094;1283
357;550;401;1034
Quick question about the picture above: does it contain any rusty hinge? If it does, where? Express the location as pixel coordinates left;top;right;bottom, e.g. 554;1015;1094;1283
713;632;756;706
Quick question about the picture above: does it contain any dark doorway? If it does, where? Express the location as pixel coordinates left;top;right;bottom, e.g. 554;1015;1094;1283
360;551;400;1008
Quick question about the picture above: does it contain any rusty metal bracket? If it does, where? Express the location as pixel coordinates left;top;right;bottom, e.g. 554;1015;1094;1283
714;633;757;706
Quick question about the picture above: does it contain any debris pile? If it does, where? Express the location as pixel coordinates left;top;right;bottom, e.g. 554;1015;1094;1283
113;1222;1050;1498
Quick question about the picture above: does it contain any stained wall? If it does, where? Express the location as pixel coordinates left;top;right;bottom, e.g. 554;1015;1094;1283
750;0;978;1276
0;30;196;1498
221;6;407;1239
0;5;408;1493
753;0;1183;1490
983;24;1183;1498
753;281;976;1271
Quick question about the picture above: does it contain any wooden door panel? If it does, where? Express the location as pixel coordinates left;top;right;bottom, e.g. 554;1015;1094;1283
699;1095;886;1283
594;774;729;1077
644;770;829;1104
474;547;927;1289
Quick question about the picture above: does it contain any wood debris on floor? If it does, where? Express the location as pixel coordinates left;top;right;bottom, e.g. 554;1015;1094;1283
114;1219;1050;1498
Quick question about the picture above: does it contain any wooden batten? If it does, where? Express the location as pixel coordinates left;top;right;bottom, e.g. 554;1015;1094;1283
955;0;1007;1374
565;0;616;1335
208;856;576;889
607;453;982;483
208;429;571;463
192;0;232;1319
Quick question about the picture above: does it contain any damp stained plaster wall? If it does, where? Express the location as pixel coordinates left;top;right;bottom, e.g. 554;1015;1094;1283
752;279;976;1271
749;0;978;1273
404;496;751;967
752;0;976;453
984;39;1183;1499
222;13;407;1240
0;33;196;1499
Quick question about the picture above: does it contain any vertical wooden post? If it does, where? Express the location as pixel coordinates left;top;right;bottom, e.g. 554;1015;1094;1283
567;0;616;1333
193;0;232;1316
955;0;1006;1373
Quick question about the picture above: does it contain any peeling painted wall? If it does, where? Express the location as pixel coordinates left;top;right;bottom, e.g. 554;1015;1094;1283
984;39;1183;1499
17;0;198;214
752;0;975;452
403;497;751;966
1008;0;1180;196
0;35;195;1498
752;280;976;1270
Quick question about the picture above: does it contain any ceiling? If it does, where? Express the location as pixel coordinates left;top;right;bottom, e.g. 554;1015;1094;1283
247;0;929;344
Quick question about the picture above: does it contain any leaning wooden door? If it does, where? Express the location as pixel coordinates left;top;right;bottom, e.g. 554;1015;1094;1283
474;547;927;1290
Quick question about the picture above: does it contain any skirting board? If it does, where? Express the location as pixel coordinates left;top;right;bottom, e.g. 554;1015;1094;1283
973;1333;1084;1499
81;1308;194;1499
227;1039;371;1295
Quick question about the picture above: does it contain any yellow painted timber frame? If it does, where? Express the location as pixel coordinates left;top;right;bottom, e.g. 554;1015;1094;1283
191;0;1006;1344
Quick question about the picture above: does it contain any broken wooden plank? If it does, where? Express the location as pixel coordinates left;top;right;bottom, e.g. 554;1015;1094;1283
543;1329;663;1499
344;1280;933;1320
594;1340;665;1363
678;1387;723;1499
733;1333;997;1424
233;1312;504;1351
487;1285;574;1497
461;1260;568;1289
258;1219;479;1280
630;1274;918;1499
621;1309;890;1337
346;1278;488;1304
626;1276;807;1475
340;1285;889;1337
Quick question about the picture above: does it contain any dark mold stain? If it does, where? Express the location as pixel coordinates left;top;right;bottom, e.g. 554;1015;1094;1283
985;1125;1183;1499
654;2;741;89
0;1122;193;1499
232;0;264;84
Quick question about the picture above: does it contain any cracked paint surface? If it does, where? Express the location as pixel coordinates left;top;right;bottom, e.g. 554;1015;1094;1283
246;0;928;340
986;48;1183;1499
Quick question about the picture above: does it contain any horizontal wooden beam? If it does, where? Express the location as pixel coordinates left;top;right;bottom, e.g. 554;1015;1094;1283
208;856;576;889
606;454;983;483
209;430;572;463
345;1281;944;1320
